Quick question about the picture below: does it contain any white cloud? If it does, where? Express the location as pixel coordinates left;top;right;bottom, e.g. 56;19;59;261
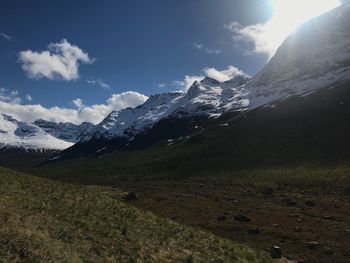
0;88;22;104
226;0;341;58
173;65;248;92
157;83;167;88
204;66;249;82
193;43;222;55
72;98;84;109
225;22;275;57
26;94;32;101
87;79;111;90
0;91;148;125
0;33;12;41
18;39;94;81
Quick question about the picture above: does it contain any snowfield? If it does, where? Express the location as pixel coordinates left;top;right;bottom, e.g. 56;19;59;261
0;114;73;150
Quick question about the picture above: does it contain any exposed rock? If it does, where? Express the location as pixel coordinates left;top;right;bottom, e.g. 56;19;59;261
322;247;334;255
217;215;227;221
234;214;251;222
262;187;274;197
294;227;302;232
289;213;300;218
304;241;320;249
322;214;334;220
283;197;298;206
123;192;138;201
270;246;282;259
305;200;315;207
248;228;261;235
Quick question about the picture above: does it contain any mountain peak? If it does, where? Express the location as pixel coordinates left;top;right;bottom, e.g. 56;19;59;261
200;77;221;86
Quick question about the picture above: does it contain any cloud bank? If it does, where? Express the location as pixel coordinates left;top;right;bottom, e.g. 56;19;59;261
18;39;94;81
0;91;148;125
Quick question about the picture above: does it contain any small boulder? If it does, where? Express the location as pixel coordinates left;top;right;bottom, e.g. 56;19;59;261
234;214;251;222
294;227;302;232
270;246;282;259
123;192;138;201
304;241;320;250
283;197;298;206
248;228;260;235
262;187;274;197
322;214;334;220
305;200;315;207
322;247;334;255
289;213;299;218
217;215;227;221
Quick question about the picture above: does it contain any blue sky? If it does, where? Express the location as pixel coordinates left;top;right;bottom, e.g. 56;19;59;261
0;0;271;108
1;0;340;124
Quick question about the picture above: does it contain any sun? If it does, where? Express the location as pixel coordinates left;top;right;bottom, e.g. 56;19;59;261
270;0;341;26
264;0;341;56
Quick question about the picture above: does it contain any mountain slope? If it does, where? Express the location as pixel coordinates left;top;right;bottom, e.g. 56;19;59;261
80;76;250;142
245;2;350;108
34;119;95;143
0;114;73;150
41;79;350;180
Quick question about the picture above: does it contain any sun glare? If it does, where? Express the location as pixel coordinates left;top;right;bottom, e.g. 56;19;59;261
265;0;341;56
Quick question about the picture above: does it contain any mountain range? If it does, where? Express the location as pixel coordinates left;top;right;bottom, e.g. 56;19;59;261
1;3;350;159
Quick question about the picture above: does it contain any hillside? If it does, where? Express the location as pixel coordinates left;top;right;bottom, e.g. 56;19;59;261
0;167;280;263
39;79;350;184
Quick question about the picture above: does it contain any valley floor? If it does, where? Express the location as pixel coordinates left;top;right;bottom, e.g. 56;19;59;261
91;168;350;263
0;167;281;263
2;161;350;262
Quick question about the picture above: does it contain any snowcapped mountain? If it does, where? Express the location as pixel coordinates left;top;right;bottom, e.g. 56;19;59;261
75;3;350;147
0;114;74;150
245;2;350;108
34;119;95;143
80;76;250;141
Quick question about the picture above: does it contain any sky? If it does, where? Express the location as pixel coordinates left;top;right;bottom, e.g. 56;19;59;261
0;0;342;124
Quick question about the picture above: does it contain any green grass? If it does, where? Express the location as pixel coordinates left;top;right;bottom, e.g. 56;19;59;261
215;166;350;195
34;145;350;195
0;167;282;263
